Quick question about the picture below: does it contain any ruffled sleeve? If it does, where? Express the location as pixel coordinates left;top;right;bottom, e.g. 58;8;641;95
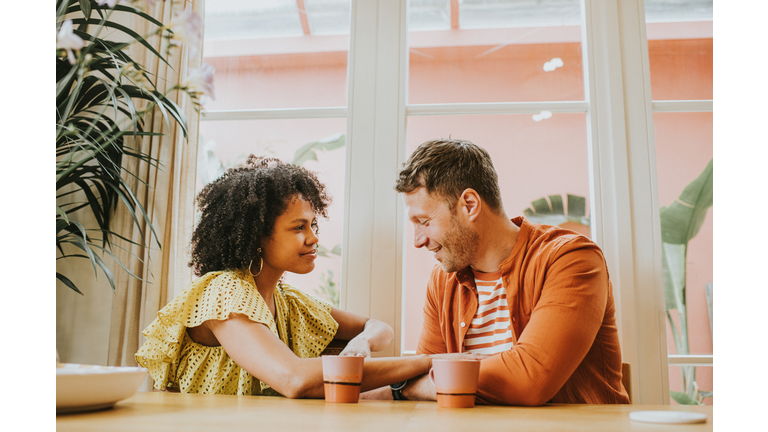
275;284;339;359
135;270;277;390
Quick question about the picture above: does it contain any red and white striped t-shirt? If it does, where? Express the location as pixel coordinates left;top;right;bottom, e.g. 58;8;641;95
463;270;515;355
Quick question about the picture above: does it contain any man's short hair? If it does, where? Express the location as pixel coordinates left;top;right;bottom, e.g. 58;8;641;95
395;138;503;213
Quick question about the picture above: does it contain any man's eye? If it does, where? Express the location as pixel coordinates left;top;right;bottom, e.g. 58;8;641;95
295;225;304;231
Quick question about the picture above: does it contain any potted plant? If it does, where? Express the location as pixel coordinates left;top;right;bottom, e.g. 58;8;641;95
56;0;215;413
56;0;213;295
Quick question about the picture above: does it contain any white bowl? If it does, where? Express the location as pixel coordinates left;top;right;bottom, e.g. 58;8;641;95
56;364;148;414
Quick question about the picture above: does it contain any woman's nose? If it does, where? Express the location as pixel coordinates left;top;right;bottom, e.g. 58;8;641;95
308;229;319;245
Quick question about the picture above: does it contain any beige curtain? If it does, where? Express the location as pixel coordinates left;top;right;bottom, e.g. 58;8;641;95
107;0;204;372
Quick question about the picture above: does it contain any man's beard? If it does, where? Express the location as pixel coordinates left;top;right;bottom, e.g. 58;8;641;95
438;214;479;273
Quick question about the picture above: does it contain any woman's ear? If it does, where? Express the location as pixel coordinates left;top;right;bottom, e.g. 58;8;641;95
459;188;482;222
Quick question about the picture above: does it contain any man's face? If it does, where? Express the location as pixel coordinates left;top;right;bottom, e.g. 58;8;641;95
403;187;479;273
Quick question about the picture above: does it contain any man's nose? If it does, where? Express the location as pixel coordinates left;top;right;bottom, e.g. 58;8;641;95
414;227;428;249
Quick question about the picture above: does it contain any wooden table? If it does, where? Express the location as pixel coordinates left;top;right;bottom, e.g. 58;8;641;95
57;391;713;432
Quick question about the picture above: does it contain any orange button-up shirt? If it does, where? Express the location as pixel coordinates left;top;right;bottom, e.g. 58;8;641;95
416;217;630;406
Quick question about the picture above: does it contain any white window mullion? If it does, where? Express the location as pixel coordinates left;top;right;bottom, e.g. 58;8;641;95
652;100;713;113
667;355;713;367
406;101;588;116
582;0;669;404
200;107;347;121
342;0;407;357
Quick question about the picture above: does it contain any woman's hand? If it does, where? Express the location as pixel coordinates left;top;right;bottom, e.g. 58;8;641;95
339;336;372;357
331;307;394;355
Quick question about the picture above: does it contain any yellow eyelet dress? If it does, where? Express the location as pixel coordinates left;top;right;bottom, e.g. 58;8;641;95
135;268;339;396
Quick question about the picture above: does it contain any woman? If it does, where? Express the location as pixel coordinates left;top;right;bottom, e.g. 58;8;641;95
136;156;430;398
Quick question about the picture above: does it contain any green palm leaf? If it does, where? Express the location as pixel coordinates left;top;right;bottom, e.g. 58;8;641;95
292;133;345;166
523;194;589;226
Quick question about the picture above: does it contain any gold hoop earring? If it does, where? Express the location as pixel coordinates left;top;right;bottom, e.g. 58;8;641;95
250;248;263;277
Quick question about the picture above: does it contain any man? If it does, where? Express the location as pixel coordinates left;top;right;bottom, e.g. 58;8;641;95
366;138;629;406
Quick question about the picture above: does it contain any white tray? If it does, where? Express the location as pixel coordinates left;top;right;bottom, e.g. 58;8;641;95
629;410;708;424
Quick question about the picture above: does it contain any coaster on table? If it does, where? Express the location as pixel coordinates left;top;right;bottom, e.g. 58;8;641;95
629;410;707;424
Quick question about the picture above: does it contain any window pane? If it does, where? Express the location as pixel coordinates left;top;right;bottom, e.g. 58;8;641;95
197;118;348;305
306;0;352;35
668;366;712;406
409;0;450;31
408;0;584;103
646;1;713;100
460;0;581;29
203;1;350;110
654;112;713;360
205;0;304;40
645;0;713;22
402;114;590;351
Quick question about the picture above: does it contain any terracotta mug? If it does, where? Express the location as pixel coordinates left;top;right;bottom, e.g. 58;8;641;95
429;359;481;408
321;355;364;403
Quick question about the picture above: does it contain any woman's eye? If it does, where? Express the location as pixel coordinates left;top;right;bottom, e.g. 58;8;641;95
295;225;304;231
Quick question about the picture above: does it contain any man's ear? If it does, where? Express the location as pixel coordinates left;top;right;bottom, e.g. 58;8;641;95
459;189;482;222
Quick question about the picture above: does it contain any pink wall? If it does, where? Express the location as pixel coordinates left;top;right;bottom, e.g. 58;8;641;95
409;42;584;103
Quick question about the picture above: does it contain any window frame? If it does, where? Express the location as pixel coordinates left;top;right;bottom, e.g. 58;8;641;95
200;0;713;404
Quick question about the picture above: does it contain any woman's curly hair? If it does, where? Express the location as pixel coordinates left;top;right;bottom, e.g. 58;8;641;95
189;155;331;276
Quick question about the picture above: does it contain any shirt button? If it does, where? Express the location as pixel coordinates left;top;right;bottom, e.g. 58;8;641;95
461;322;466;328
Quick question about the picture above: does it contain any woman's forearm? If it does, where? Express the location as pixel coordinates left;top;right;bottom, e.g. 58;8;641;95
360;355;431;392
211;314;424;399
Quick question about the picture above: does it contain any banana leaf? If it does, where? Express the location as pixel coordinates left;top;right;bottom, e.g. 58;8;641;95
292;133;345;166
670;391;701;405
316;244;342;258
658;158;713;404
523;194;589;227
660;159;713;246
660;159;713;311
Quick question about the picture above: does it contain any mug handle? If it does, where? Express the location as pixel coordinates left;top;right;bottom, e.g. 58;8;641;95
429;367;436;387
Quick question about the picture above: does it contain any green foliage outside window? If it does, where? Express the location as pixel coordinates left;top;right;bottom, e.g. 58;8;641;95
661;159;713;405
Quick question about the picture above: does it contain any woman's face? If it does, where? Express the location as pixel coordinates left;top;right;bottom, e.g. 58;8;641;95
260;195;319;276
